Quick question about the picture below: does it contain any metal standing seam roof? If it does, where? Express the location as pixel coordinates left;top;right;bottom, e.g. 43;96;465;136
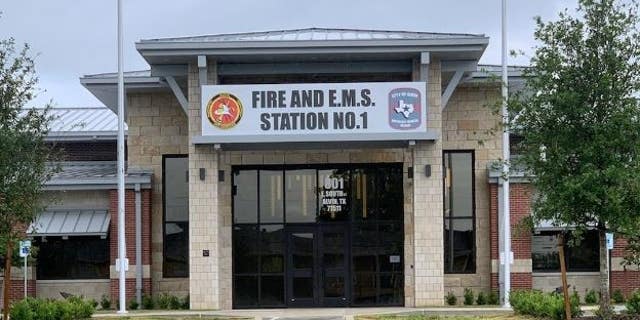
45;161;152;189
139;27;487;43
27;209;110;237
21;107;127;140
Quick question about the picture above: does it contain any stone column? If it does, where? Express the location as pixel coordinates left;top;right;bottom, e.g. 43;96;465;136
187;60;222;309
411;58;445;306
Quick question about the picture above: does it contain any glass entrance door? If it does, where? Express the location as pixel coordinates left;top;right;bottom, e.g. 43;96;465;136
286;225;349;307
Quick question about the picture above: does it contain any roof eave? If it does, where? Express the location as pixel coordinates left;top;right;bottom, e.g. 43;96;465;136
135;37;490;59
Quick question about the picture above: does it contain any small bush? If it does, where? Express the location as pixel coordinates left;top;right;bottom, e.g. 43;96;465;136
99;294;111;310
10;297;95;320
169;295;182;310
141;294;155;309
626;290;640;315
476;291;487;305
463;288;474;305
445;291;457;306
584;289;598;304
128;299;139;310
10;298;35;320
487;291;499;305
156;293;171;309
612;289;626;303
87;299;98;310
571;289;581;305
181;295;190;310
509;289;582;320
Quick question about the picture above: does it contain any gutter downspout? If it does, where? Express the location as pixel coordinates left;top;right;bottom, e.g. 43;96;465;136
135;183;142;305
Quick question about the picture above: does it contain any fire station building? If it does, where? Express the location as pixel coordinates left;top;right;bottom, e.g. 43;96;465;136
3;28;638;309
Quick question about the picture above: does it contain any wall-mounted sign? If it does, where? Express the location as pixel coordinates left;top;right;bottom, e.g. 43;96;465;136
200;82;428;143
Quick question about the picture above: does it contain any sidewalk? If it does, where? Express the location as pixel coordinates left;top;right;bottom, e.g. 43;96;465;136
93;306;514;319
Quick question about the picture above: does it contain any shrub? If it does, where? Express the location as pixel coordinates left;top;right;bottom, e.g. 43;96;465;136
141;294;155;309
156;293;171;309
87;299;98;310
128;299;139;310
509;289;582;320
463;288;474;305
169;295;182;310
476;291;487;305
445;291;457;306
612;289;626;303
99;294;111;310
10;298;35;320
9;297;95;320
487;291;499;305
571;289;581;305
181;295;190;310
584;289;598;304
626;290;640;315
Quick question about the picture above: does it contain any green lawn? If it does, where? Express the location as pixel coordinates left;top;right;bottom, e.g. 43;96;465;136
93;317;249;320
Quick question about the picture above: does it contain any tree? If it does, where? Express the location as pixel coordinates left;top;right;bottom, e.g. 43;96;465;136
0;35;58;317
509;0;640;316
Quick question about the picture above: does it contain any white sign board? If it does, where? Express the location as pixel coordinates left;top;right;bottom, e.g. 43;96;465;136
19;240;31;258
606;232;614;250
200;82;428;143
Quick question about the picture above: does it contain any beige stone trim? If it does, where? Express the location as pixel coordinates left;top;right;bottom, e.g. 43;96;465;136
612;257;640;272
491;259;531;273
109;264;151;278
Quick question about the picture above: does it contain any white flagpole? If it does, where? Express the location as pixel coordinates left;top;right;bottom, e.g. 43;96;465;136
500;0;512;308
117;0;127;314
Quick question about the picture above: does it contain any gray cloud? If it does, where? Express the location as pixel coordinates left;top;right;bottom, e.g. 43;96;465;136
0;0;577;108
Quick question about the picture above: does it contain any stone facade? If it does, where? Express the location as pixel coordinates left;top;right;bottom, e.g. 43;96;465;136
126;92;190;295
442;82;503;298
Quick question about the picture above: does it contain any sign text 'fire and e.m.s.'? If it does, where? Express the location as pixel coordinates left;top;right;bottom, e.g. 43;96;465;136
200;82;428;142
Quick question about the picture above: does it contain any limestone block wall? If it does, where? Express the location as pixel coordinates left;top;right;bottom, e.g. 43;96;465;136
409;59;445;306
532;273;600;301
37;280;110;301
442;84;503;297
126;92;189;294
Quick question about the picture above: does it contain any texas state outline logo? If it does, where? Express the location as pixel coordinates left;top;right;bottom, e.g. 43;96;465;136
206;93;243;129
388;87;422;130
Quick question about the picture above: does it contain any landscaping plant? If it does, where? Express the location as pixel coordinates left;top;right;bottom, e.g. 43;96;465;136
445;292;457;306
99;294;111;310
509;289;582;320
463;288;474;306
508;0;640;316
9;297;95;320
612;289;626;304
487;291;499;305
585;289;599;305
476;292;487;305
626;290;640;315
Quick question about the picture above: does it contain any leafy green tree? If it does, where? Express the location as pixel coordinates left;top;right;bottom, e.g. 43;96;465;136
509;0;640;316
0;35;59;317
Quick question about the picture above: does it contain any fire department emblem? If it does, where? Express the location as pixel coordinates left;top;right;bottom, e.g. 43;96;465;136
206;93;243;129
388;88;421;130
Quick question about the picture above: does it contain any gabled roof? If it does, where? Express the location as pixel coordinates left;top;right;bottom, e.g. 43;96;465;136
140;27;486;43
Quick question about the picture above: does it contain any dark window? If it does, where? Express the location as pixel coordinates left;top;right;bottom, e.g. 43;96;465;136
163;155;189;278
36;236;109;280
443;151;476;273
532;230;600;272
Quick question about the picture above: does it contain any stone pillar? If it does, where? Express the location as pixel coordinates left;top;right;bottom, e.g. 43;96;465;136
411;58;445;306
188;60;224;309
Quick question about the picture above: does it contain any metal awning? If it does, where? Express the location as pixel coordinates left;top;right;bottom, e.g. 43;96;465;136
27;210;110;238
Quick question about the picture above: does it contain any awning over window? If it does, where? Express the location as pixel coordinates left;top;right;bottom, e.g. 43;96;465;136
27;210;110;238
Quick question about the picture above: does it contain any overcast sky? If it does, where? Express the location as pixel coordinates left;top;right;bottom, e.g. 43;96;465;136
1;0;577;108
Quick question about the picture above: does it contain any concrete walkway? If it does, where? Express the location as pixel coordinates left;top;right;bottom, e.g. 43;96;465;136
94;306;514;319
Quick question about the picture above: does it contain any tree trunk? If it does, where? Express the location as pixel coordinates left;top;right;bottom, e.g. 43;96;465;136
599;229;611;317
3;241;13;320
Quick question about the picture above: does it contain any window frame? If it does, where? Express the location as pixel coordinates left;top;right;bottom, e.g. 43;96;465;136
443;150;477;274
35;236;110;280
162;154;189;278
531;230;600;273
